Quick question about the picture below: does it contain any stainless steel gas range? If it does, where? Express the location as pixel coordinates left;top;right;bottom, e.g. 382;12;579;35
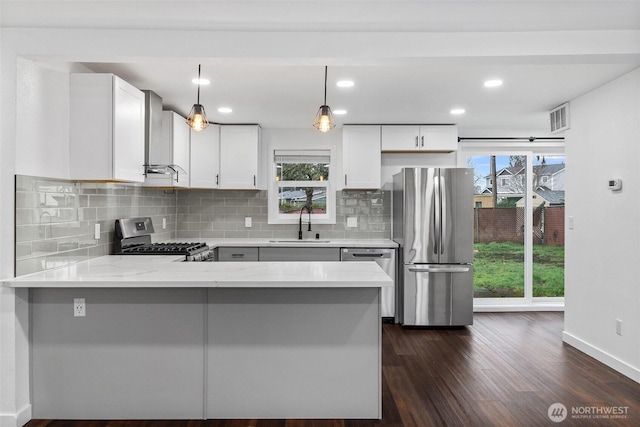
114;217;214;261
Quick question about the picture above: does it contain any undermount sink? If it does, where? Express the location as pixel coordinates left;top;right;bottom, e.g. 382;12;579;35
269;239;332;243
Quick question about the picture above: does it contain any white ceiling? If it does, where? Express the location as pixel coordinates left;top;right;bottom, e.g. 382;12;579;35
3;0;640;131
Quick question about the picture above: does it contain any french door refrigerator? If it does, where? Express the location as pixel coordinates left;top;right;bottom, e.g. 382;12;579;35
392;168;474;326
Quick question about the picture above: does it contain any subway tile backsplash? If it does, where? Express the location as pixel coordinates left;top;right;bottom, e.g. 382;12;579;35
14;175;177;276
15;175;391;276
175;190;391;241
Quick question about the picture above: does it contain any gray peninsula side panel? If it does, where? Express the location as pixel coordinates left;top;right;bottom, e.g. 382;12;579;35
31;288;206;419
206;287;382;419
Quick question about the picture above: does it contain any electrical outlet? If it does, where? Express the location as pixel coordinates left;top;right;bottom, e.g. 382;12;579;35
94;223;101;240
347;217;358;228
245;217;252;228
616;319;622;336
74;298;85;317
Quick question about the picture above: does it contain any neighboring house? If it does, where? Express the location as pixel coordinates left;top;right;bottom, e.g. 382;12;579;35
473;193;495;208
477;163;566;207
534;163;565;191
516;186;566;207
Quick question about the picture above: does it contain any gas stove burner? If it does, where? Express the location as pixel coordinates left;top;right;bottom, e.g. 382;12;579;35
115;217;213;261
122;242;209;255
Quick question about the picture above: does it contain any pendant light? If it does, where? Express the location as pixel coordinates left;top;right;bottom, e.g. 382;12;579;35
313;66;335;133
186;64;209;132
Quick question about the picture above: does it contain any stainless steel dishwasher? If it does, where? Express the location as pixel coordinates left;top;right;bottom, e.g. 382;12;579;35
341;248;396;320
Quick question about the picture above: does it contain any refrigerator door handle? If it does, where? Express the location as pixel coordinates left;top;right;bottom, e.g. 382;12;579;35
440;172;447;255
434;172;441;256
408;266;471;273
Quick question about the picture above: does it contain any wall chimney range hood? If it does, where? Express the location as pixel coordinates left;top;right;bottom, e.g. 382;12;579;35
142;90;189;187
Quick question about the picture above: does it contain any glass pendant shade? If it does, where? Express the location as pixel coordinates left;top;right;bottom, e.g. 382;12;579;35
186;64;210;131
186;103;209;132
313;66;335;133
313;105;335;133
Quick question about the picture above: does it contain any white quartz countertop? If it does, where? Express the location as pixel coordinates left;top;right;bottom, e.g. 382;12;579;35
5;256;393;289
168;238;398;248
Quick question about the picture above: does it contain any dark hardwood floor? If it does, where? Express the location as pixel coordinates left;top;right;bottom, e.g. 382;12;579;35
26;312;639;427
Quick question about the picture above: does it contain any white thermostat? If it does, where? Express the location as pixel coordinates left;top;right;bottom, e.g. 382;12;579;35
608;179;622;191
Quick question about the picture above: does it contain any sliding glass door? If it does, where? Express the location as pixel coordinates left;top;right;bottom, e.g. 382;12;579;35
467;154;527;299
462;145;565;307
532;155;565;299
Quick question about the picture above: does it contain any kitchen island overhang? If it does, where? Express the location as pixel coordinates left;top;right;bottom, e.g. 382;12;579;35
6;255;390;289
4;258;391;420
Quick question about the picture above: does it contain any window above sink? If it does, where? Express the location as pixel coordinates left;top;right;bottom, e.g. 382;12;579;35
268;149;336;225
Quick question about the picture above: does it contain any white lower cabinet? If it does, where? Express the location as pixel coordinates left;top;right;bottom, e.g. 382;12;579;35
69;73;145;182
342;125;381;189
190;124;262;189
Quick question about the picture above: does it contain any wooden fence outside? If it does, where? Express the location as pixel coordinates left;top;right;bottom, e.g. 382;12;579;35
473;206;565;246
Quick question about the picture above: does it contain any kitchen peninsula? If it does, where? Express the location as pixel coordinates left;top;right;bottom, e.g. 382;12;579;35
5;258;391;420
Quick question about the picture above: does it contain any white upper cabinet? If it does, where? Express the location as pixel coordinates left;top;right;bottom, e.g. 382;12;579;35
421;125;458;152
190;124;221;188
342;125;381;189
144;111;190;187
381;125;458;152
69;73;145;182
190;124;262;189
219;125;262;190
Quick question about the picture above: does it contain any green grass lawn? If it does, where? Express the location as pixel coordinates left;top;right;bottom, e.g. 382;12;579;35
473;242;564;297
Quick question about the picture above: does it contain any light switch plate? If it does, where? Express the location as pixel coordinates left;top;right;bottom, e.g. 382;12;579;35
245;217;252;228
347;217;358;228
94;223;101;240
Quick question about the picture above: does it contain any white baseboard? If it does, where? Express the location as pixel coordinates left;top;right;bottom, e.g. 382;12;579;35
562;331;640;384
0;404;32;427
474;303;564;312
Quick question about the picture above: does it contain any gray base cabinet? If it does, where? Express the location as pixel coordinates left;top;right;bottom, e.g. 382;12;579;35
258;247;340;261
217;246;259;261
30;286;382;419
31;288;206;419
206;288;381;418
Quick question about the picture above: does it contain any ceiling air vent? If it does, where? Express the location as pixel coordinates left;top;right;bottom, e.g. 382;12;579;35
549;102;570;133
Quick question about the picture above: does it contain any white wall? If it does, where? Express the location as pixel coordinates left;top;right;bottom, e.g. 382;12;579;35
563;67;640;382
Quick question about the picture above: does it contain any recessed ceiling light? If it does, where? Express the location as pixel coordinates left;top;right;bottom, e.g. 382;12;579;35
217;107;233;113
336;80;354;88
484;79;503;88
333;109;347;115
450;109;465;115
192;78;210;85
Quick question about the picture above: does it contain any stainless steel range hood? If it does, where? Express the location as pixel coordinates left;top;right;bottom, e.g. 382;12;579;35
143;89;163;171
142;90;189;187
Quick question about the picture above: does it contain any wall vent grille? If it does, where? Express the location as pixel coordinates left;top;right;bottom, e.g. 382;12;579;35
549;102;570;133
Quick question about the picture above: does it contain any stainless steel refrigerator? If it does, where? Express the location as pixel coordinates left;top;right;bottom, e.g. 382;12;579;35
392;168;474;326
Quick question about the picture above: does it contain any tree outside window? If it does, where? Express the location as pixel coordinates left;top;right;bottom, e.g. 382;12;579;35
269;150;335;224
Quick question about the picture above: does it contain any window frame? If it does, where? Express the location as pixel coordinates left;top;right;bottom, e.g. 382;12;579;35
268;148;336;225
